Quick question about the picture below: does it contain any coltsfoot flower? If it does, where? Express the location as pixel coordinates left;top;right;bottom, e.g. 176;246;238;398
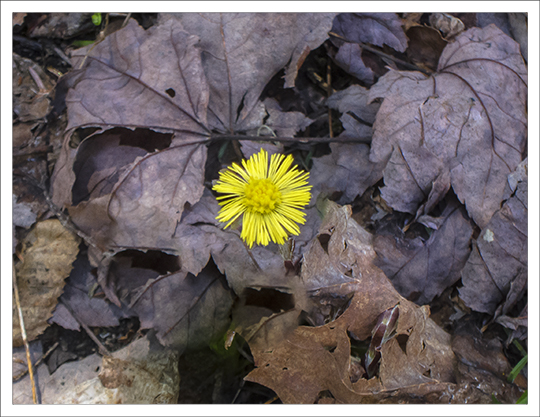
213;149;312;248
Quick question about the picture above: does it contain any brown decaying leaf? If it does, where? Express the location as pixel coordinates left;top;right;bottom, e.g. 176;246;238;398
406;25;447;71
368;25;527;228
373;201;474;305
13;219;80;346
246;201;456;404
459;159;527;315
14;335;180;404
172;13;336;132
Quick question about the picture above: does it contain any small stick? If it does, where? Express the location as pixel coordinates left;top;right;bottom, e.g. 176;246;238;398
13;342;59;382
60;300;111;356
13;264;37;404
328;31;431;75
327;59;334;138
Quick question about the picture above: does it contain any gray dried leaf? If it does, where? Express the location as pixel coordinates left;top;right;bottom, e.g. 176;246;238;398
310;143;384;204
66;18;209;136
67;141;205;252
172;13;335;131
51;251;130;331
332;13;408;52
333;42;375;84
374;202;474;305
115;260;233;351
459;161;527;314
369;25;527;227
326;84;380;142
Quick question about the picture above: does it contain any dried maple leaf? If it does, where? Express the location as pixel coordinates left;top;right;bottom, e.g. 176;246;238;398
172;13;336;132
368;25;527;228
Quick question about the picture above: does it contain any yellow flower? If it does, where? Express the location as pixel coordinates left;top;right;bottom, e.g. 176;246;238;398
213;149;312;248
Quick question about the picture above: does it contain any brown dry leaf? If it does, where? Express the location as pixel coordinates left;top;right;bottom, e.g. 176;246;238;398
246;201;456;404
368;25;527;228
459;159;527;314
406;25;447;72
373;200;474;305
13;219;80;346
172;13;336;132
429;13;466;39
449;319;524;403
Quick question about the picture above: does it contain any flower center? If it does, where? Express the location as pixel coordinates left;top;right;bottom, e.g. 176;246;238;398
244;178;282;214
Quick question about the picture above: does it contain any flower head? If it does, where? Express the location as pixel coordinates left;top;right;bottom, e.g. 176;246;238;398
213;149;311;248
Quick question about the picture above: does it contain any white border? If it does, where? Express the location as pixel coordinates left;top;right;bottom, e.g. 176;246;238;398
2;2;539;416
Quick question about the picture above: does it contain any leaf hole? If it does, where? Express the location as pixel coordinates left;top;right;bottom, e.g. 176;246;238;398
318;233;331;254
323;345;337;353
316;390;334;400
165;88;176;98
396;334;409;354
243;288;294;313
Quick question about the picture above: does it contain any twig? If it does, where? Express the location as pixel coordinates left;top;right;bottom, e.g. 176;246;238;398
264;395;279;404
13;341;59;382
328;31;431;75
327;59;334;138
13;264;37;404
211;134;371;144
60;300;111;356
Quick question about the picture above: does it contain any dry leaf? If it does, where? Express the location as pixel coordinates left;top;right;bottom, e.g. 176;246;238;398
374;201;474;305
246;201;456;404
13;219;80;346
172;13;336;132
51;249;130;331
332;13;408;52
369;25;527;228
459;159;527;314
